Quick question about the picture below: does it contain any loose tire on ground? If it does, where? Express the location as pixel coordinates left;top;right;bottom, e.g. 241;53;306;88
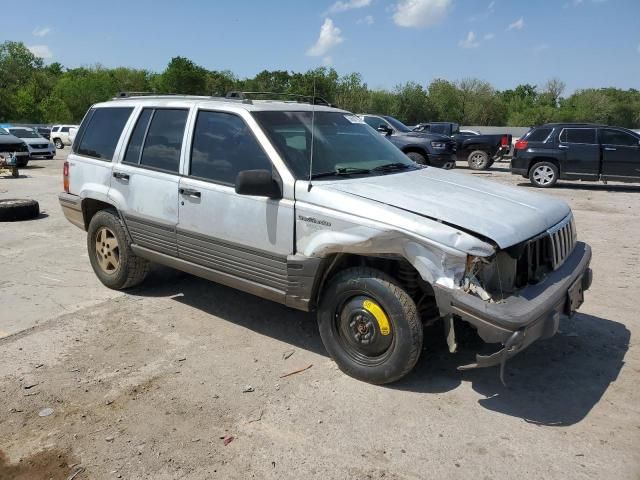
16;158;29;168
54;138;64;149
317;267;423;384
0;199;40;221
406;151;428;165
529;161;559;188
87;209;149;290
467;150;490;170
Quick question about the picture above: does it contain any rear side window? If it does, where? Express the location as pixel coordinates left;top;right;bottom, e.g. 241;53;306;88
61;127;70;133
527;128;552;142
600;129;639;147
139;109;188;173
52;127;60;132
123;108;154;165
75;107;133;160
560;128;597;144
189;111;271;185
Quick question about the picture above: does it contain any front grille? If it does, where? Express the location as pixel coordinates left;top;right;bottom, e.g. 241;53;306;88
32;144;48;149
0;142;27;153
513;214;576;287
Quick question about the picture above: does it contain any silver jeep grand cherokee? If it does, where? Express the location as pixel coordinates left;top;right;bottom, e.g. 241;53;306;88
59;93;592;384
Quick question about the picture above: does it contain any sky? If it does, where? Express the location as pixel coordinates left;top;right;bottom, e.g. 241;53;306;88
3;0;640;94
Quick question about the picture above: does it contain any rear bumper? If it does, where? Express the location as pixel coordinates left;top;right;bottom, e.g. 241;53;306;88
429;153;456;169
434;242;592;367
58;192;85;230
510;156;529;175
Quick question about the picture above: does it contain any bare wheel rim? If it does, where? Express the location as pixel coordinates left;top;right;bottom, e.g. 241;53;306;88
470;153;487;167
95;227;121;274
533;165;554;185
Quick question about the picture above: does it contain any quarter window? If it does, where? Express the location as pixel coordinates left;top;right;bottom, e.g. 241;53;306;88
560;128;597;144
189;111;271;185
527;128;552;142
75;107;133;160
600;129;639;147
139;109;188;173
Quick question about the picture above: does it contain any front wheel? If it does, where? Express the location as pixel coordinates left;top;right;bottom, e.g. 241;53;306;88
529;161;559;188
317;267;423;384
87;209;149;289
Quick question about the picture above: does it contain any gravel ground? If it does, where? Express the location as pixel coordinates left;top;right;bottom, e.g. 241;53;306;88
0;154;638;479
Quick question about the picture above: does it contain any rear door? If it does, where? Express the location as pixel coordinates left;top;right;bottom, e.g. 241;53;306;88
177;108;294;296
558;127;600;179
600;128;640;180
109;106;190;257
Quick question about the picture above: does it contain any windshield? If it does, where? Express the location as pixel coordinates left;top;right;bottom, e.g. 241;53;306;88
9;128;40;138
383;116;411;133
252;111;416;179
0;130;8;136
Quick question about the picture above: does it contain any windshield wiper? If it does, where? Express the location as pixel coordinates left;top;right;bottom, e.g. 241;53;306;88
371;162;414;172
310;167;371;179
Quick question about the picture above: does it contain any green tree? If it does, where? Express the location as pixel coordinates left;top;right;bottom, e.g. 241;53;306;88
156;56;208;95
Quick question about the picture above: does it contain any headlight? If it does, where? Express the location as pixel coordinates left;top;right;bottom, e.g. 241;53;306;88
431;141;446;149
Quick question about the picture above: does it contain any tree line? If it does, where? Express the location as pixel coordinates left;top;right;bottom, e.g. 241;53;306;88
1;40;639;128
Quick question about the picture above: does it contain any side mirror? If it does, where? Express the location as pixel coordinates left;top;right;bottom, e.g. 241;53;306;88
377;125;393;136
235;169;282;198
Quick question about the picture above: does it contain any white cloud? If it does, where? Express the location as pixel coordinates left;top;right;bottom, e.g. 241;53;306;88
27;45;53;59
32;26;51;37
307;18;344;57
328;0;371;14
506;17;524;31
393;0;452;28
484;32;495;40
459;31;480;49
357;15;375;25
532;44;549;55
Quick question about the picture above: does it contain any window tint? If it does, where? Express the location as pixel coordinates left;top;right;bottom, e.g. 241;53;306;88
527;128;552;142
430;124;447;135
601;129;639;147
75;107;133;160
139;109;188;172
52;127;60;132
61;127;70;132
560;128;596;144
363;116;386;130
123;108;153;165
190;111;271;184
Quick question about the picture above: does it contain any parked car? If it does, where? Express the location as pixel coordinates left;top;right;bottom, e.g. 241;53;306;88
59;94;592;385
0;129;30;167
511;123;640;187
412;122;512;170
2;127;55;160
51;124;79;149
35;126;51;140
359;114;457;169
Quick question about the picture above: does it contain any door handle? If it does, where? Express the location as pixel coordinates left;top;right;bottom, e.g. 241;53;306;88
179;188;201;198
604;147;617;151
113;171;130;180
558;145;569;149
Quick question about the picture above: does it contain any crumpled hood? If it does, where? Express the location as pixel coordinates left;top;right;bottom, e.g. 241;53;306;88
322;168;571;248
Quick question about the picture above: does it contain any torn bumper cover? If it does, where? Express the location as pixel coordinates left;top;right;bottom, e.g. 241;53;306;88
434;242;592;376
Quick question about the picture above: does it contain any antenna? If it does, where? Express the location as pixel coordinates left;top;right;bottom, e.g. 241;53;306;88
307;77;317;192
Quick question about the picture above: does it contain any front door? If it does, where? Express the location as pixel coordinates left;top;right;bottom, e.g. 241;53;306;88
177;109;294;296
109;107;190;256
600;128;640;181
558;127;600;179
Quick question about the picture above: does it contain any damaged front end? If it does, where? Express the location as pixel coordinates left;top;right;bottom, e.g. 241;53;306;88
436;214;593;383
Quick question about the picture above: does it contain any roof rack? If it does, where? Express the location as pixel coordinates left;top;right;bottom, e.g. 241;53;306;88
225;91;335;107
113;91;238;102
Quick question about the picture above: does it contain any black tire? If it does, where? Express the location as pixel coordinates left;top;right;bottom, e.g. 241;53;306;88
467;150;490;170
406;151;428;165
54;138;64;149
0;199;40;221
87;209;149;289
318;267;423;384
45;155;54;160
529;161;559;188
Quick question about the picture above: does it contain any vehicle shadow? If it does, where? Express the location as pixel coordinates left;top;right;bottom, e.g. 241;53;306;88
454;163;511;173
517;182;640;193
131;267;629;427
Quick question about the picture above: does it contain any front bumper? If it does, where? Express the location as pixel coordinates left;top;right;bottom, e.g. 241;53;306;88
429;153;456;169
58;192;85;230
434;242;592;371
27;146;56;157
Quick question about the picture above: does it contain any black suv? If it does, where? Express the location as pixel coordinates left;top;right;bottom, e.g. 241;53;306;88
511;123;640;187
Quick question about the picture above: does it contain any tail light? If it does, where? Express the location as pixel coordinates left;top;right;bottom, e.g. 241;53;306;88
501;135;509;147
514;139;529;150
63;161;69;192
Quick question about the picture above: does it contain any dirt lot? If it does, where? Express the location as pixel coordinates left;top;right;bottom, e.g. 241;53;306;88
0;154;638;479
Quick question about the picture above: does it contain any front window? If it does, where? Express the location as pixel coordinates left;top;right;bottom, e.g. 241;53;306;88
600;129;639;147
382;116;411;133
9;128;40;138
253;111;416;179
